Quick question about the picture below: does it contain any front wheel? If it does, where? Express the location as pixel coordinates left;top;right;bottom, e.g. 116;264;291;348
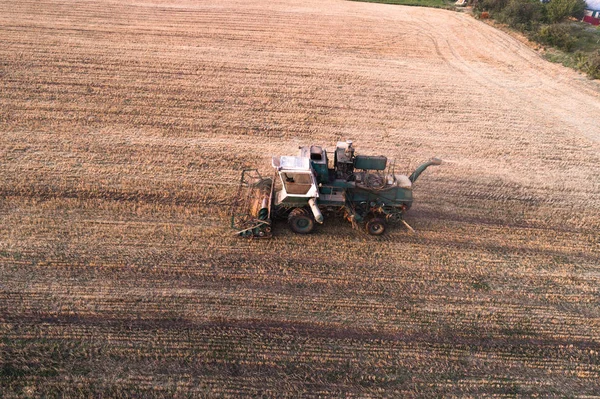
288;208;315;234
366;218;386;236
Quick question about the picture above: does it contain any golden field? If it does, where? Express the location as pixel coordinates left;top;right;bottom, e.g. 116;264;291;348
1;0;599;396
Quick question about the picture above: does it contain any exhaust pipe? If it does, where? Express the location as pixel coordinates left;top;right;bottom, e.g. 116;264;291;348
308;198;324;224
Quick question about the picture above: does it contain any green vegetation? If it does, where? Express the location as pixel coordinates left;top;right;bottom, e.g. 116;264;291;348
474;0;600;78
544;25;600;79
540;26;599;79
545;0;587;23
350;0;455;9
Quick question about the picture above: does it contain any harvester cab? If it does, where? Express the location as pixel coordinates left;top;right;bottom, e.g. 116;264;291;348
271;155;323;230
230;140;442;238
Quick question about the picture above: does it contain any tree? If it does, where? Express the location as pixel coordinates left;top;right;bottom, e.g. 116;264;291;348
500;0;546;30
545;0;587;23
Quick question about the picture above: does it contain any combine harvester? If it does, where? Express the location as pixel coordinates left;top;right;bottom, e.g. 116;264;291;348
230;140;441;237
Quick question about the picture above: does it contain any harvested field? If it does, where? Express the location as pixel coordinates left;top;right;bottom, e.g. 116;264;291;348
1;0;599;396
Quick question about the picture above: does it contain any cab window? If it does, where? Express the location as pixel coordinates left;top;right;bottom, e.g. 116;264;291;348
282;172;313;195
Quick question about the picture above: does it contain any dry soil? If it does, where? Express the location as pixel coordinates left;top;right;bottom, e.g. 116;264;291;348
1;0;599;396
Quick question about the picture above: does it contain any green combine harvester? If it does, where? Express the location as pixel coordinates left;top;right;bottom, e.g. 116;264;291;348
230;140;441;237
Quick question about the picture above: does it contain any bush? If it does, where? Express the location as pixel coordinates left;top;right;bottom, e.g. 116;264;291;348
476;0;509;13
535;24;576;51
498;0;546;31
582;51;600;79
545;0;587;23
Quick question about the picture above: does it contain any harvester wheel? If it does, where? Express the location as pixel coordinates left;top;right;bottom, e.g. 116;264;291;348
288;208;314;234
366;218;386;236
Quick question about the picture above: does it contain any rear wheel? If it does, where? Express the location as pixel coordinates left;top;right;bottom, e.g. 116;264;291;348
288;208;315;234
366;217;386;236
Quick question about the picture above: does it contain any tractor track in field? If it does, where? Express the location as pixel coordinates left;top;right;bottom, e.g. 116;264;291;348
4;312;600;353
1;0;599;396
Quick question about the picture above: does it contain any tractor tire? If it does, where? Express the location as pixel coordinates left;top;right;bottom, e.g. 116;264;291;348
366;217;386;236
288;208;315;234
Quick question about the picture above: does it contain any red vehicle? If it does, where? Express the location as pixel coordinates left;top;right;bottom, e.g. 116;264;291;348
583;9;600;26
